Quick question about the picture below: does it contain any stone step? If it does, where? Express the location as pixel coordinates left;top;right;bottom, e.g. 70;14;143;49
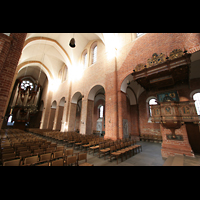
171;155;184;166
163;154;184;166
163;156;174;166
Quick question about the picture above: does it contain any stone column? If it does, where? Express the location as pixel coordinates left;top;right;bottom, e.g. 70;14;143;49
68;103;77;131
79;98;88;134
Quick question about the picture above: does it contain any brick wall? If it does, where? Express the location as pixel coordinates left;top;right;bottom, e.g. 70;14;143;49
0;33;27;128
161;124;194;158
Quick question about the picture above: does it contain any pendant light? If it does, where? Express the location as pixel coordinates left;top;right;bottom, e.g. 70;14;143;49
69;33;76;48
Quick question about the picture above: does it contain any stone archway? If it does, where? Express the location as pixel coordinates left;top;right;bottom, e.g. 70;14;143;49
86;85;105;136
55;97;65;131
119;74;144;140
68;92;83;132
48;100;57;130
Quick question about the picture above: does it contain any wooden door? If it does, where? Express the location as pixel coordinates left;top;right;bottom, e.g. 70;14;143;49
186;122;200;154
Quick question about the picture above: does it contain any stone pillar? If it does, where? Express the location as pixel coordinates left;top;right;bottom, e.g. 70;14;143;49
68;103;77;131
53;106;59;130
117;90;124;139
86;99;94;135
79;98;88;134
40;90;53;129
56;106;64;131
0;33;27;128
105;55;118;140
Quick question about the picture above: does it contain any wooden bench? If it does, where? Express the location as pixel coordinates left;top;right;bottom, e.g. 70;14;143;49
163;155;184;166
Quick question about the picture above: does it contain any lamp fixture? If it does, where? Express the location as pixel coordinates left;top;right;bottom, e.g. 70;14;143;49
69;38;75;48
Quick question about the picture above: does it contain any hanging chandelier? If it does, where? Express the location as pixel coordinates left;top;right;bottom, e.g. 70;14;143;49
69;33;76;48
69;38;76;48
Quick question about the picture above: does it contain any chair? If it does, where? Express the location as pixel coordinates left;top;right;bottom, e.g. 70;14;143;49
53;151;63;159
2;152;17;162
82;141;93;152
80;140;88;151
117;143;128;161
30;145;40;152
3;158;21;166
17;146;28;152
49;143;57;149
99;143;110;159
66;155;77;166
1;147;15;154
64;148;74;157
35;162;50;166
108;145;115;160
40;144;48;150
40;153;52;162
89;143;99;155
67;137;75;147
77;153;93;166
45;147;55;154
19;151;32;159
134;144;142;153
24;156;39;165
110;145;122;164
123;141;132;158
56;146;64;152
33;149;45;156
51;159;64;166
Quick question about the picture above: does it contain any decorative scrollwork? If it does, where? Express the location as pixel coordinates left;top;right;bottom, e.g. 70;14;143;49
133;48;186;72
146;53;166;68
169;49;184;60
135;63;146;72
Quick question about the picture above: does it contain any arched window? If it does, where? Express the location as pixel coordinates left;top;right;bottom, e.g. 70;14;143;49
20;79;34;91
82;49;88;68
90;42;98;65
193;93;200;115
92;45;97;64
149;98;157;117
98;105;104;118
84;53;88;67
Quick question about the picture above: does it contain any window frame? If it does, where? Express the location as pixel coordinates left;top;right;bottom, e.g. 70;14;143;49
148;98;158;117
90;41;98;66
193;92;200;115
92;45;97;64
98;104;104;119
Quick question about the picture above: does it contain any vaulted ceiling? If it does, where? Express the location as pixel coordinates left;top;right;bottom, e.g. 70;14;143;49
17;33;108;86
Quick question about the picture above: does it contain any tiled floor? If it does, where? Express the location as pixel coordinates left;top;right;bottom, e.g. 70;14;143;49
85;141;166;166
75;141;200;166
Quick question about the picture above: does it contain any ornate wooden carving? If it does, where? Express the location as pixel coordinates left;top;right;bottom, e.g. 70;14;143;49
151;100;199;139
132;49;191;90
147;53;166;68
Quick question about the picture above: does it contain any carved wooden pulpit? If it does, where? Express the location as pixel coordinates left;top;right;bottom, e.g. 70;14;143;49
151;99;199;139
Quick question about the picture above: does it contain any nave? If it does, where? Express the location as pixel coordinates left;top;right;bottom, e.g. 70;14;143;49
0;129;141;166
1;129;200;166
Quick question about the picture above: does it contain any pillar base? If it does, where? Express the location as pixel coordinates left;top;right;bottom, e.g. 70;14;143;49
160;124;194;158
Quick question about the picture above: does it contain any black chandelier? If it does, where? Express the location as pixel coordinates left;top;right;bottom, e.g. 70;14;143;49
69;37;76;48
